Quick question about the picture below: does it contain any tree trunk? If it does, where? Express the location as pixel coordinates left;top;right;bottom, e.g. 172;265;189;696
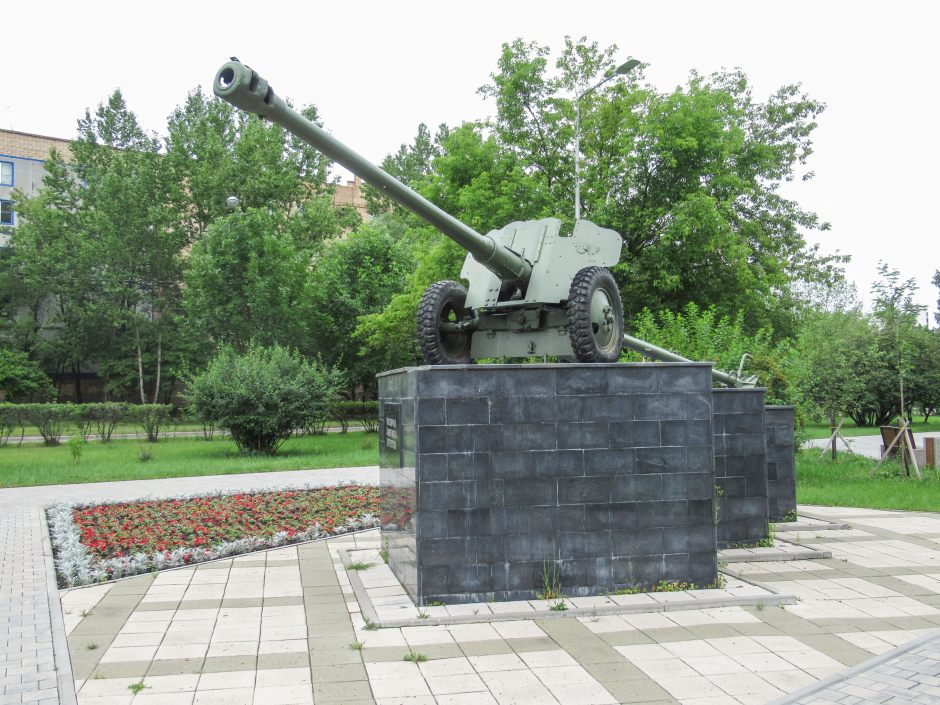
135;325;147;405
152;330;162;404
72;363;84;404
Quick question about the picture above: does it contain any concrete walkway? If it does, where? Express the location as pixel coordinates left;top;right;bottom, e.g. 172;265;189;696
0;467;378;705
8;469;940;704
58;505;940;704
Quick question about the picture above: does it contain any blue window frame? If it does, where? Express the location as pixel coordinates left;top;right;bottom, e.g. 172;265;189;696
0;161;12;187
0;200;13;226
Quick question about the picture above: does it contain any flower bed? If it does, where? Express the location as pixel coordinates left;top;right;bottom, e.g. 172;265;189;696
48;485;379;587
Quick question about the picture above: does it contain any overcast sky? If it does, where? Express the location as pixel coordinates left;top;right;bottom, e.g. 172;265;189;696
6;0;938;315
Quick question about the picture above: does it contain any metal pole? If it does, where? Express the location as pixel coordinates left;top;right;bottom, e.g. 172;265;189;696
574;101;581;221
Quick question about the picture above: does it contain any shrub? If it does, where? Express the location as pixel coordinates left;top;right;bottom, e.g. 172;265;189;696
0;403;25;447
128;404;174;443
76;403;128;442
333;401;379;433
0;349;55;402
188;344;343;454
21;403;72;446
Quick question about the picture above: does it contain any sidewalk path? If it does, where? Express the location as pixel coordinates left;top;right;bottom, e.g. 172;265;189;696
0;466;378;705
805;432;938;460
63;504;940;705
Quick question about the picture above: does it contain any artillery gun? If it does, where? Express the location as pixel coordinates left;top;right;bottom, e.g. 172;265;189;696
213;59;624;364
213;59;757;387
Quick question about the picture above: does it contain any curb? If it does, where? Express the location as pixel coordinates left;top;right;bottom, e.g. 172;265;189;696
39;507;78;705
338;547;796;630
766;631;940;704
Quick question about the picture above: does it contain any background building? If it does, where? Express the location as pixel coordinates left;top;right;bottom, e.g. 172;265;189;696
0;128;367;248
0;129;73;246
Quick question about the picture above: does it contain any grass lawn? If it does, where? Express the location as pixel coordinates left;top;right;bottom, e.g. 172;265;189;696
803;419;940;439
0;432;379;488
797;449;940;512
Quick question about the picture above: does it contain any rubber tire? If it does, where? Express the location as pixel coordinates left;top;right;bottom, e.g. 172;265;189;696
417;280;473;365
567;266;624;362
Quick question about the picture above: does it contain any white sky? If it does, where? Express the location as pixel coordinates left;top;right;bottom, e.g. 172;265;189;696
6;0;938;315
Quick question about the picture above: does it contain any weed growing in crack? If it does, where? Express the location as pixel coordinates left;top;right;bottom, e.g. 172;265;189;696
537;560;562;601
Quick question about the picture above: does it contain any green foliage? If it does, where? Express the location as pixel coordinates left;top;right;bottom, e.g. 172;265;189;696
628;303;790;401
789;310;869;426
332;401;379;433
0;403;22;447
871;263;927;424
307;222;411;393
18;403;71;445
67;436;85;464
126;404;174;443
0;349;55;402
75;403;128;442
537;561;562;600
477;38;843;337
185;209;315;351
187;344;342;455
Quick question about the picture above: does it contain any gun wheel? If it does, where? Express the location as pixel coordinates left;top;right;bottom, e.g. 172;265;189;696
418;280;474;365
567;266;624;362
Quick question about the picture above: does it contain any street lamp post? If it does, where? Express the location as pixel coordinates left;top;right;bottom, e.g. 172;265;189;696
574;59;641;221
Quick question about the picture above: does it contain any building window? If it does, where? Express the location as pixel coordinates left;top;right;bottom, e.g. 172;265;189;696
0;161;12;187
0;200;13;226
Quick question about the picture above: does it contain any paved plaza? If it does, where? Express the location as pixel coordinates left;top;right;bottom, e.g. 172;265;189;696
4;469;940;704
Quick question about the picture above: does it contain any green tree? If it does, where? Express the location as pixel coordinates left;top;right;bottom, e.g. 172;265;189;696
184;208;315;350
0;348;55;401
871;263;925;425
908;327;940;423
4;151;103;400
164;89;353;242
789;310;866;429
364;37;844;359
479;38;843;336
71;91;186;403
308;221;411;396
933;270;939;325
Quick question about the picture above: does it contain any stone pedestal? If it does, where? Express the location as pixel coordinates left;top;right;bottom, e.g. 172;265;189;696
378;363;718;605
765;406;797;521
712;389;769;547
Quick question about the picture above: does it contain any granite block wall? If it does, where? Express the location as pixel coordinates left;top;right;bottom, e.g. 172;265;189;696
378;363;718;605
765;406;797;521
712;389;769;547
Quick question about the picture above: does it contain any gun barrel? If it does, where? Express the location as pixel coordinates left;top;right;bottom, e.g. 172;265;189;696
621;334;753;388
213;61;531;284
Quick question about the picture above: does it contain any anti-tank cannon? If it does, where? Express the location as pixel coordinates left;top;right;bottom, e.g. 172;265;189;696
213;59;625;364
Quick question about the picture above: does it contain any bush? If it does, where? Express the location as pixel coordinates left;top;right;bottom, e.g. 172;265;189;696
92;403;127;442
188;344;343;455
333;401;379;433
20;403;72;445
0;403;24;447
0;349;55;402
128;404;174;443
